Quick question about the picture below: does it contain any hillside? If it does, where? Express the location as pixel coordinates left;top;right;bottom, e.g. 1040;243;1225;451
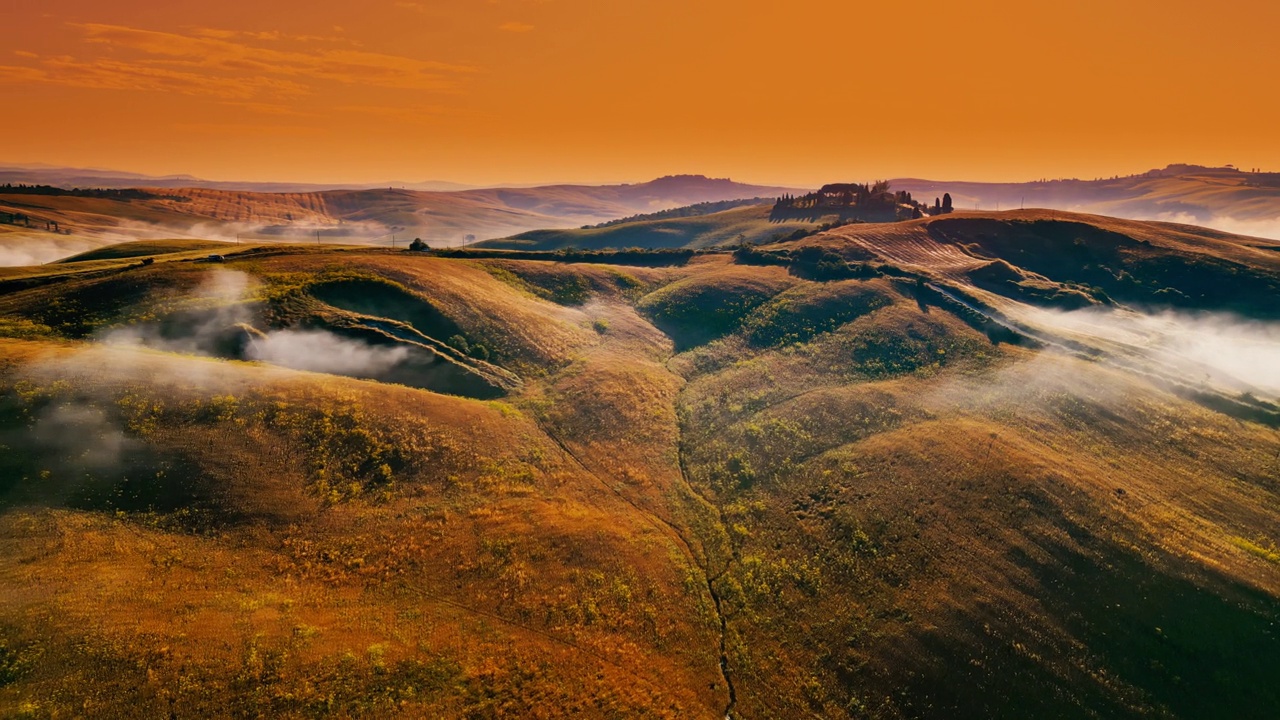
893;165;1280;238
0;164;476;194
56;239;235;263
0;176;801;264
1;209;1278;718
478;203;848;251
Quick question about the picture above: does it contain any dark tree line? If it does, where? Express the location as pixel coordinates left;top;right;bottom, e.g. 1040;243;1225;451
0;184;169;200
775;181;937;220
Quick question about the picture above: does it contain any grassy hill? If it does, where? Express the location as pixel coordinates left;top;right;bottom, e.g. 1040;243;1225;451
0;176;801;261
894;165;1280;236
1;209;1278;718
478;204;848;251
56;239;235;263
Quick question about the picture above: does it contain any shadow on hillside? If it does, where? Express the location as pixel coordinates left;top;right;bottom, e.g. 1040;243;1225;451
428;247;696;266
899;530;1280;720
767;207;878;224
310;279;463;341
925;217;1280;320
0;398;255;532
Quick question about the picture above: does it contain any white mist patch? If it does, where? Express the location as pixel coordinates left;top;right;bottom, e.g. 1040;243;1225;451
247;330;410;376
0;236;100;266
32;403;138;470
98;268;413;380
100;268;256;354
22;344;285;398
1014;306;1280;399
105;218;395;246
4;217;401;266
1153;212;1280;242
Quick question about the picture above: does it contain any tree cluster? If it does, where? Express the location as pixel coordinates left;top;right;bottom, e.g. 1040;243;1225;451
0;184;168;200
775;181;929;220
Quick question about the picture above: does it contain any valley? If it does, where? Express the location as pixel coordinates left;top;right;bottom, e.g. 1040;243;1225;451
1;209;1277;718
0;176;797;264
6;1;1278;716
893;165;1280;238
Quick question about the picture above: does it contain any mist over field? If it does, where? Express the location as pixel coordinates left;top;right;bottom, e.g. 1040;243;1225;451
1014;306;1280;400
1153;212;1280;242
99;269;414;379
30;403;138;472
5;0;1280;714
0;236;99;265
4;205;1280;719
246;329;411;376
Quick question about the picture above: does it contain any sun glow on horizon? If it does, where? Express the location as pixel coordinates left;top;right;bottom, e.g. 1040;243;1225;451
3;0;1278;186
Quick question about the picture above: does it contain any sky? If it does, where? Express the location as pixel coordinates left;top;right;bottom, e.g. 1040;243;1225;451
2;0;1278;187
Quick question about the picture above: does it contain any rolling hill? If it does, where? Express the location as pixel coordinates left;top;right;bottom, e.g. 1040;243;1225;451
0;163;476;194
0;175;801;265
486;165;1280;253
893;164;1280;238
477;202;841;251
0;209;1278;718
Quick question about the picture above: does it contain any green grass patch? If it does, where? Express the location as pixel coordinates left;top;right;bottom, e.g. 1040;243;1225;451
639;269;794;349
0;317;53;339
741;281;892;347
57;239;233;263
1230;536;1280;564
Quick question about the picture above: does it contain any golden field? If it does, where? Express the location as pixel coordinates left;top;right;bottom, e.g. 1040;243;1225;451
0;209;1277;718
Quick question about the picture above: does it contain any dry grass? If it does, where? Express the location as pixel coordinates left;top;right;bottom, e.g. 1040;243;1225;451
57;239;234;263
0;339;725;718
480;204;839;251
1;215;1279;718
673;279;1280;717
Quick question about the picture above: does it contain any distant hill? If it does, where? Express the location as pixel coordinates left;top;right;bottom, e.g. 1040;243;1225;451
0;175;805;261
0;164;476;193
55;238;234;263
893;164;1280;238
2;208;1279;718
478;202;843;251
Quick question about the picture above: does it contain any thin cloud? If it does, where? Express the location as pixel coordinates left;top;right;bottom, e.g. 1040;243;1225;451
218;100;314;117
0;57;307;99
170;121;326;136
192;27;363;46
75;23;475;81
333;103;464;122
0;22;474;100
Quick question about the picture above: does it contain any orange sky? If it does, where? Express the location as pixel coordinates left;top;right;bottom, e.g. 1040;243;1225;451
3;0;1277;187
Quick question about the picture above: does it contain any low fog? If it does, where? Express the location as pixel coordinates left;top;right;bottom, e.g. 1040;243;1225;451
0;218;404;267
102;268;251;354
1152;212;1280;243
31;403;138;471
0;236;100;266
248;330;410;376
1011;305;1280;400
112;218;398;245
102;269;415;380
